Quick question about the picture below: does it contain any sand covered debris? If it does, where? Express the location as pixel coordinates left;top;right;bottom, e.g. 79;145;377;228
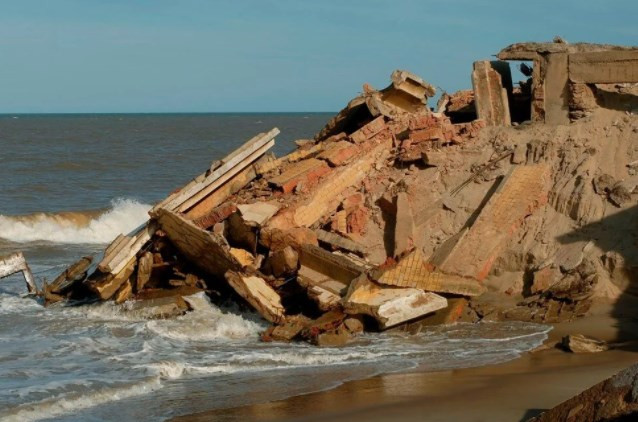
10;38;638;347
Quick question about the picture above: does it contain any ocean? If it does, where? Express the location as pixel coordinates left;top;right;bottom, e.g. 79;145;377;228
0;113;550;421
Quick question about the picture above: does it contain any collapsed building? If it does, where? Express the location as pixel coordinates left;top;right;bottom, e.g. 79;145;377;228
3;39;638;347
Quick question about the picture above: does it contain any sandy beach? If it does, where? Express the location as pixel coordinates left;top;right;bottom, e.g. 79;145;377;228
175;302;638;421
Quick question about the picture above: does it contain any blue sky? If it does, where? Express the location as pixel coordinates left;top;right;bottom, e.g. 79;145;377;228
0;0;636;113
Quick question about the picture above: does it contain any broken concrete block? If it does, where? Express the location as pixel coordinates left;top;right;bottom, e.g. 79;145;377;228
314;328;352;347
343;275;448;329
422;150;455;167
229;248;256;269
157;208;242;278
268;158;331;194
394;192;415;258
124;293;191;319
343;315;365;334
265;315;311;342
437;164;550;280
260;227;318;252
267;246;299;277
390;69;436;100
554;240;594;273
568;50;638;84
237;202;280;226
225;271;285;323
315;229;366;256
331;210;348;235
471;60;511;126
374;249;485;297
297;244;364;311
561;334;609;353
531;266;561;295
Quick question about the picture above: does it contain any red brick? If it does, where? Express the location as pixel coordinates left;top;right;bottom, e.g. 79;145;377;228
192;203;237;229
350;116;386;143
410;127;445;143
269;158;331;194
318;141;360;167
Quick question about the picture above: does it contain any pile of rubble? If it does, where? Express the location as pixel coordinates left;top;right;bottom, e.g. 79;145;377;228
3;39;638;346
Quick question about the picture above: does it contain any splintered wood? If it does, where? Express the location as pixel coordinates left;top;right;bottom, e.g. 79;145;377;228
374;249;485;296
0;252;37;294
151;128;279;215
436;164;550;280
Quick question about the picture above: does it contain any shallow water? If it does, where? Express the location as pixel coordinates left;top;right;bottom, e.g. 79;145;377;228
0;114;551;421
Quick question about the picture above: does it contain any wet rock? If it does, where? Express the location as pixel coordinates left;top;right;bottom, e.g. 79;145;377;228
561;334;609;353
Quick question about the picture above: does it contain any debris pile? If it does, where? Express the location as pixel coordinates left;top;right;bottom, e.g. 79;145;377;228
3;39;638;347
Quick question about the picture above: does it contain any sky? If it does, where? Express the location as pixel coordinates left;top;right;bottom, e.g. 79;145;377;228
0;0;636;113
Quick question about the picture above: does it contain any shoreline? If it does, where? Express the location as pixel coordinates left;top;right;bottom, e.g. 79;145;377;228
174;303;638;421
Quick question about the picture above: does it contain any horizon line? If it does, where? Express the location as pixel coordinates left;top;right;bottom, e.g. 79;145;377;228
0;111;338;116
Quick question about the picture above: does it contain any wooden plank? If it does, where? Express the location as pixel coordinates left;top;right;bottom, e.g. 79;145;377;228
104;234;126;257
0;252;37;294
49;256;93;294
99;234;131;270
98;223;155;274
184;156;268;221
152;129;279;214
569;50;638;83
90;257;136;300
255;143;324;175
156;208;242;278
178;138;275;212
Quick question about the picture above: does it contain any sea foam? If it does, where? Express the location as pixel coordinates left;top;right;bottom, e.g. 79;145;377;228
0;199;150;244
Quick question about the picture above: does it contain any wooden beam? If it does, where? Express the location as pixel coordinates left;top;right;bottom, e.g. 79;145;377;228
151;128;279;215
0;252;37;294
178;139;276;212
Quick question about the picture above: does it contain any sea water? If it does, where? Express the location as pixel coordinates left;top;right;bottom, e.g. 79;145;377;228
0;114;550;421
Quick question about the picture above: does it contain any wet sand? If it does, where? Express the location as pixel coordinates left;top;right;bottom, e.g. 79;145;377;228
175;303;638;422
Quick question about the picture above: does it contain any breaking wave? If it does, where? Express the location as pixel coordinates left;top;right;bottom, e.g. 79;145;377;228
0;199;150;244
1;377;162;422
